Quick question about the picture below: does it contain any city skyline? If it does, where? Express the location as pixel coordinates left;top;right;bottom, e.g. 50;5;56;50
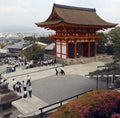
0;0;120;33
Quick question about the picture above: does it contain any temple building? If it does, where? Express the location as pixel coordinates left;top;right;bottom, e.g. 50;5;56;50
35;4;117;63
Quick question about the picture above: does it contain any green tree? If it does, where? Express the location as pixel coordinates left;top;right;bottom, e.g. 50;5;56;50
23;36;36;43
106;27;120;61
97;32;107;54
37;37;54;44
23;44;44;61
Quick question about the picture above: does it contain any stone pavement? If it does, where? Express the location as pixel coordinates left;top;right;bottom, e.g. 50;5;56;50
1;59;111;117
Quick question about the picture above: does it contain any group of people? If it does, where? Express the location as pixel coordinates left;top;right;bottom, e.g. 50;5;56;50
55;65;65;75
39;58;56;66
12;75;32;98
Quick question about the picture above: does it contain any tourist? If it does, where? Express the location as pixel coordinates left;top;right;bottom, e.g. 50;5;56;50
23;89;28;98
16;81;21;93
27;86;32;98
60;65;65;75
15;82;20;92
12;78;17;91
22;81;27;91
55;66;58;75
26;75;31;86
0;75;4;83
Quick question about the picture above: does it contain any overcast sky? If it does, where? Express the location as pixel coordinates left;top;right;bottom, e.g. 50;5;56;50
0;0;120;33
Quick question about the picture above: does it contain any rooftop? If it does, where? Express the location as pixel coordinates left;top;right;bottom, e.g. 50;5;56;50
36;4;117;29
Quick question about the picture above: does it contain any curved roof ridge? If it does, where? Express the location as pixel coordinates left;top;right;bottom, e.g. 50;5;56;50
54;3;96;12
35;4;117;29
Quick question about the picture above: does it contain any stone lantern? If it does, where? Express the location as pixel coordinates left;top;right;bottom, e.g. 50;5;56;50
0;82;21;118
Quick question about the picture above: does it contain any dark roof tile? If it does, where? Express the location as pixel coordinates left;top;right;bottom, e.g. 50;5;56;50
35;4;117;28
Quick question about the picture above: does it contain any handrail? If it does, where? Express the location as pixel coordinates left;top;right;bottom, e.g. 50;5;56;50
39;90;93;117
17;90;92;118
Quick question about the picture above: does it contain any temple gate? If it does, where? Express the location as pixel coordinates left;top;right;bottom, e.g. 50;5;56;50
35;4;117;63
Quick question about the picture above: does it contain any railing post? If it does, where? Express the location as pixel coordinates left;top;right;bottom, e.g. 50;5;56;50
40;108;43;118
96;74;98;90
107;74;109;89
37;90;92;118
60;101;62;106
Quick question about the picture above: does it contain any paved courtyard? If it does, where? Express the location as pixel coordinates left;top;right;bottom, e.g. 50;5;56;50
32;75;106;104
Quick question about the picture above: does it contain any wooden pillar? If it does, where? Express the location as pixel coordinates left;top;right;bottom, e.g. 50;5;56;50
60;40;62;58
82;43;84;57
74;40;77;58
88;40;90;57
55;40;57;57
66;40;68;58
94;40;97;56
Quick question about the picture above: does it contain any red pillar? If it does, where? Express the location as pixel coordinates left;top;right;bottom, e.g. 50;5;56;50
55;40;57;57
66;40;68;58
60;40;62;58
82;42;84;56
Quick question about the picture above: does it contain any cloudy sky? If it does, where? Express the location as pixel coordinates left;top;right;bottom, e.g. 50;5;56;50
0;0;120;33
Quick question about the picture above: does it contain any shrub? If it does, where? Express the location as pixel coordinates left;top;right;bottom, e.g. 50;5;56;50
49;90;120;118
111;112;120;118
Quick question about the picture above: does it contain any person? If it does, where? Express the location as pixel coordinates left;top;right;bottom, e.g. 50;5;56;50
27;74;31;80
15;82;19;92
27;86;32;98
0;76;4;83
12;78;17;91
55;67;58;75
16;81;21;93
60;65;65;75
26;75;31;86
23;89;28;98
22;80;27;91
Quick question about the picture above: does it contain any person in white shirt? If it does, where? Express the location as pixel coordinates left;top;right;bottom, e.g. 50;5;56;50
27;86;32;98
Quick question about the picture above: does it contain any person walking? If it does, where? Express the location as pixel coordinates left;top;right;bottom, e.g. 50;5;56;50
55;66;58;75
60;65;65;75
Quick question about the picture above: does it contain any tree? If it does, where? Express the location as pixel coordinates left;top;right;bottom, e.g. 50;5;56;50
37;37;54;44
23;44;45;61
97;32;107;54
106;27;120;61
23;36;36;43
23;36;53;62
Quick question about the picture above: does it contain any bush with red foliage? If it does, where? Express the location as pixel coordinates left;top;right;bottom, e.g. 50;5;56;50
49;90;120;118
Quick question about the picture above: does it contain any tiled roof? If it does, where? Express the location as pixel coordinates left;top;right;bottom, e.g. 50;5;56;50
45;43;55;50
35;4;117;28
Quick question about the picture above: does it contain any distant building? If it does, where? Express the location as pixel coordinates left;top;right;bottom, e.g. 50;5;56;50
3;40;30;57
44;43;55;59
35;42;47;49
45;43;55;55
